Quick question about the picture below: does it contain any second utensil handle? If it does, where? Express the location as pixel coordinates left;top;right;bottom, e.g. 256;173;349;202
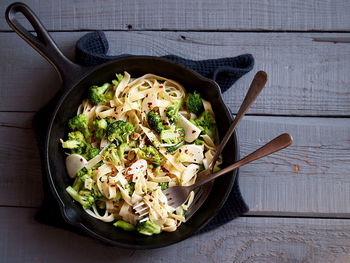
192;133;293;189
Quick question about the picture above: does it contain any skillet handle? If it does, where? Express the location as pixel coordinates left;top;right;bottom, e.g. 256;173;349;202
5;2;86;85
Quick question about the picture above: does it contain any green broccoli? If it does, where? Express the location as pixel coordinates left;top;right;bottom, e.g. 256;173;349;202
192;111;216;139
87;83;112;105
61;131;86;152
166;98;183;124
101;143;123;166
113;220;135;231
68;114;90;138
137;145;162;165
147;110;165;134
166;144;182;153
186;92;204;115
106;120;135;144
66;186;95;210
136;220;161;236
159;182;169;190
160;127;185;144
114;191;122;201
194;139;204;145
83;143;100;160
93;118;108;140
112;73;124;86
126;182;135;195
72;168;93;191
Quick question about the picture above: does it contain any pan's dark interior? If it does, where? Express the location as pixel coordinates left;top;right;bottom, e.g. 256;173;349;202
47;57;238;248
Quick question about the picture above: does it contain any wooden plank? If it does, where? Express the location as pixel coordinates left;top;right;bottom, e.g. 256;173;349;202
0;113;42;207
1;0;350;31
1;113;350;216
1;207;350;263
1;31;350;115
238;116;350;215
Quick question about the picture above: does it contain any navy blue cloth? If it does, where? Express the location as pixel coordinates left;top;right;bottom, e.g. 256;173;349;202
36;31;252;235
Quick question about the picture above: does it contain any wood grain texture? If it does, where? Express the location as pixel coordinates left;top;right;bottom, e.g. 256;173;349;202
1;112;349;216
1;31;350;115
1;207;350;263
1;0;350;31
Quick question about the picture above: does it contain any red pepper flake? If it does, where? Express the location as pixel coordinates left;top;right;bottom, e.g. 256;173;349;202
146;94;148;98
135;177;138;180
125;86;129;89
192;130;196;134
159;85;163;89
147;102;152;107
80;158;83;162
152;167;156;172
139;121;142;124
88;109;91;112
96;167;99;170
179;149;182;153
140;165;144;168
110;184;116;187
125;174;132;180
150;199;153;202
128;167;132;171
174;130;177;133
147;160;152;164
184;149;188;153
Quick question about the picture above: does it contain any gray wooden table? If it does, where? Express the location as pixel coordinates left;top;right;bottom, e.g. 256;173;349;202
1;1;350;262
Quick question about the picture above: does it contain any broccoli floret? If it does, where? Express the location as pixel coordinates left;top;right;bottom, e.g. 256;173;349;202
166;144;182;153
137;145;162;165
192;111;216;139
101;143;122;166
113;220;135;231
66;186;95;210
136;220;161;236
106;120;135;144
93;118;108;140
114;191;122;201
160;127;185;144
87;83;112;105
68;114;90;138
72;168;93;191
83;143;100;160
126;182;135;195
147;110;165;134
112;73;124;85
186;92;204;115
194;139;204;145
159;182;169;190
166;98;183;124
61;131;86;151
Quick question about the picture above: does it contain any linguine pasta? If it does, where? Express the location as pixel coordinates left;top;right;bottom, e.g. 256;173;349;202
61;72;221;235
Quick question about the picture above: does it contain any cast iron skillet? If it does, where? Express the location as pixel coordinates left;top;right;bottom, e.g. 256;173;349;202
6;2;239;249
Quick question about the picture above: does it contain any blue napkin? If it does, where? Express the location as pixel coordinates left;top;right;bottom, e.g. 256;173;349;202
36;31;252;234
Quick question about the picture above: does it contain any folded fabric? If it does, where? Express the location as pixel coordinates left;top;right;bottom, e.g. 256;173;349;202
36;31;253;234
